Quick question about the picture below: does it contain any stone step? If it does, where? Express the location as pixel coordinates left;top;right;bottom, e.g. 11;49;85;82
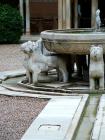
91;95;105;140
21;95;88;140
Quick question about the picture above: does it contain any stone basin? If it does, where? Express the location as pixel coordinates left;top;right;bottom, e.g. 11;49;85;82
41;28;105;54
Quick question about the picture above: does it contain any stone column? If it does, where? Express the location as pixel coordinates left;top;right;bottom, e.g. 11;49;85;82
58;0;63;29
58;0;71;29
91;0;98;28
19;0;24;18
19;0;24;33
62;0;66;29
66;0;71;29
74;0;78;28
26;0;30;34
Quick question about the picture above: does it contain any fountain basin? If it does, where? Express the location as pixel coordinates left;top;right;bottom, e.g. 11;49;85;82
41;28;105;54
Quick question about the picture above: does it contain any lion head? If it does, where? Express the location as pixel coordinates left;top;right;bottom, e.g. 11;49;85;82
90;45;103;61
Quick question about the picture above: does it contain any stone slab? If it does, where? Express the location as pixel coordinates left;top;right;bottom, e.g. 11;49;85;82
38;82;70;88
0;70;26;80
91;95;105;140
1;84;70;96
18;81;71;93
0;84;70;99
67;86;89;90
21;95;88;140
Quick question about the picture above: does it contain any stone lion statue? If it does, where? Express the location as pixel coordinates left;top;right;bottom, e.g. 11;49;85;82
96;9;101;29
21;40;49;84
21;39;69;84
89;45;104;90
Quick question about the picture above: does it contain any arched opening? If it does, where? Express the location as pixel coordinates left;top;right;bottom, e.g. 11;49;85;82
29;0;58;34
98;0;105;27
78;0;91;28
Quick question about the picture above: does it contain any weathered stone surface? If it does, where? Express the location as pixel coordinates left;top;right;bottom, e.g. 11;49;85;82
0;70;25;80
21;95;88;140
21;40;69;84
41;29;105;54
89;45;104;90
91;95;105;140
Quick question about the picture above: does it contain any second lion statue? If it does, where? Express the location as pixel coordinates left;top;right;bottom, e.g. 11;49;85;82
89;45;104;90
21;39;69;84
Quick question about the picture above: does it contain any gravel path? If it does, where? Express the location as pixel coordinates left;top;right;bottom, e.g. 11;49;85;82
0;95;48;140
0;44;49;140
0;44;24;71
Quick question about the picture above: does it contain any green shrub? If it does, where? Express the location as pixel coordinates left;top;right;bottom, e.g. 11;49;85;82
0;4;23;43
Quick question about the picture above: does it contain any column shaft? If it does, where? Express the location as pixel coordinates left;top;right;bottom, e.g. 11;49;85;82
66;0;71;28
62;0;66;29
58;0;63;29
19;0;24;18
91;0;98;27
74;0;78;28
26;0;30;34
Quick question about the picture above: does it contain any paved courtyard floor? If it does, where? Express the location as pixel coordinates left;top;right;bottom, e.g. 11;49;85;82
0;44;48;140
0;95;48;140
0;44;105;140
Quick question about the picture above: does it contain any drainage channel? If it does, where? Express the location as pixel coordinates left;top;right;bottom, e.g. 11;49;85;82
74;95;101;140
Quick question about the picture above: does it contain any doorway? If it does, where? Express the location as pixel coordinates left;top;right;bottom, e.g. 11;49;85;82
78;0;91;28
98;0;105;27
29;0;58;34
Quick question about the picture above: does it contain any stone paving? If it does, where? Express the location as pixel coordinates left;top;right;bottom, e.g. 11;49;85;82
0;43;47;140
21;95;88;140
0;43;105;140
0;94;48;140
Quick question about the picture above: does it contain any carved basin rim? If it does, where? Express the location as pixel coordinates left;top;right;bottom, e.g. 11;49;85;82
41;28;105;54
41;28;105;41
